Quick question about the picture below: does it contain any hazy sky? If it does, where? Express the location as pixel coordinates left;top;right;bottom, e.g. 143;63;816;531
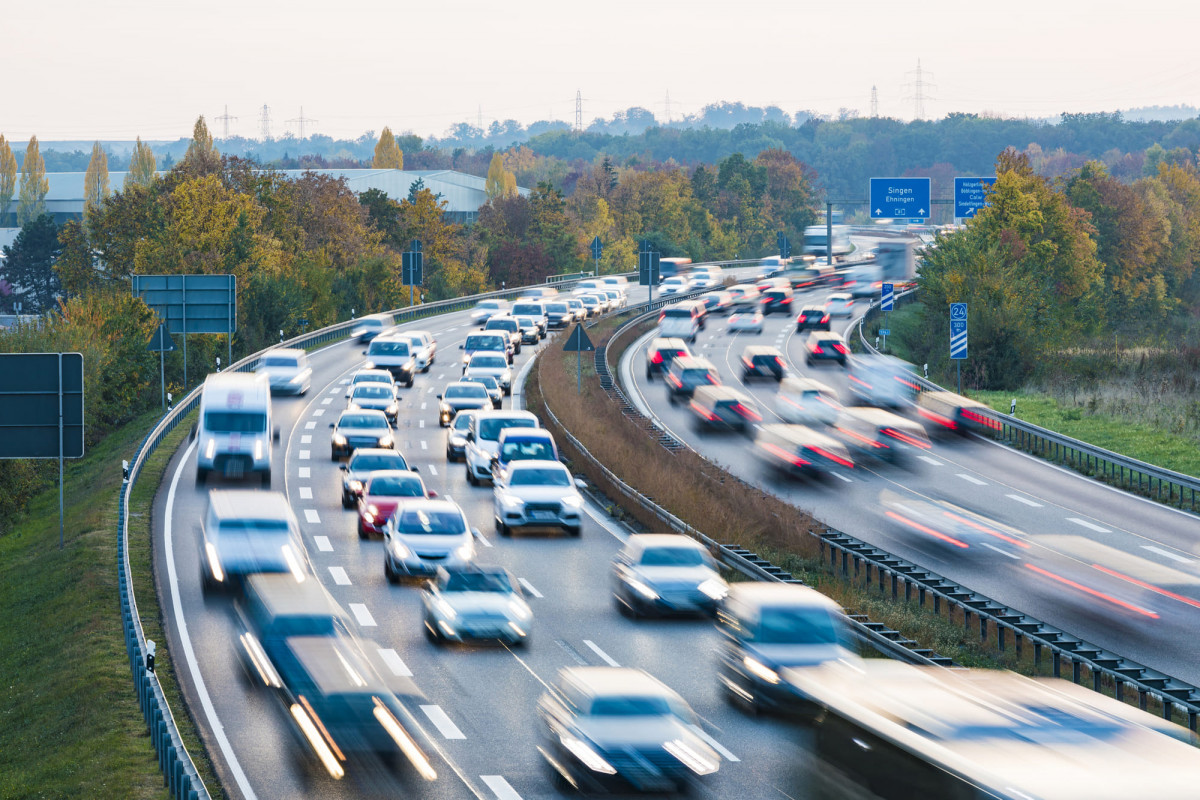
5;0;1198;142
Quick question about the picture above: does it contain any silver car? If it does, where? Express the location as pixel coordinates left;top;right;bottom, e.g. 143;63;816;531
463;352;513;395
256;348;312;396
612;534;727;618
492;460;583;537
344;368;395;398
383;500;477;581
347;383;400;423
330;409;394;460
420;566;532;645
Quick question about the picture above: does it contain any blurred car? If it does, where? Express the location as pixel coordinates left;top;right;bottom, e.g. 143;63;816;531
600;289;625;309
847;354;919;408
437;381;493;426
444;409;477;463
916;390;1002;436
542;301;574;330
465;409;539;485
383;499;478;581
512;315;542;344
347;382;400;423
344;368;395;398
759;285;794;315
538;666;721;793
645;337;692;380
717;582;861;716
688;385;762;433
571;279;604;296
880;489;1031;558
509;301;548;337
351;312;393;342
200;489;309;593
460;332;510;366
600;275;630;292
775;377;840;426
794;305;831;332
256;348;312;396
664;356;720;404
362;335;416;387
833;407;932;465
483;315;523;356
612;534;727;618
330;409;394;460
339;448;412;508
659;276;689;297
563;297;587;322
688;272;720;291
493;427;559;475
753;423;854;478
579;293;608;317
726;284;761;310
698;290;734;316
726;309;764;334
461;375;503;409
463;352;514;395
358;470;433;538
400;330;437;373
741;345;786;381
756;276;791;293
469;298;508;325
824;292;856;318
493;459;583;536
804;331;848;367
420;565;532;645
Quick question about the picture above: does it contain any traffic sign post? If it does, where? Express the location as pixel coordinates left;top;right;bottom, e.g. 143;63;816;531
950;302;968;394
880;283;894;351
147;324;177;410
590;236;603;274
638;239;659;311
954;177;996;219
776;231;791;260
403;239;424;307
562;324;595;394
870;178;931;220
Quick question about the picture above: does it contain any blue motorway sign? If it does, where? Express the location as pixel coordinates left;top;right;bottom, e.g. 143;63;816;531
870;177;931;220
590;236;603;260
950;302;968;360
954;177;996;218
881;282;894;312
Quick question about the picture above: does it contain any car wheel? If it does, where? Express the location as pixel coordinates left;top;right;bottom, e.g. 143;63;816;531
260;470;271;488
551;765;574;792
806;357;814;367
667;393;676;405
385;557;399;584
331;451;339;462
499;521;512;537
566;526;581;537
467;468;478;486
406;377;414;388
195;468;208;486
341;492;354;509
503;386;511;397
645;369;653;380
515;345;522;355
424;623;440;644
358;523;369;540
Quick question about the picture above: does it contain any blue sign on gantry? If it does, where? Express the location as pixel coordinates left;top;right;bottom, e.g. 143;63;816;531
870;177;931;220
954;177;996;218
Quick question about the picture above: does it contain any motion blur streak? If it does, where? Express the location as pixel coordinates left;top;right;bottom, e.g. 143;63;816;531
884;510;969;549
289;703;345;779
372;698;438;780
1090;564;1200;610
1024;563;1160;619
940;511;1029;548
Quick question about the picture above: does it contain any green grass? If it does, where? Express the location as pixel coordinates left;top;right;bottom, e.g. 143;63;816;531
0;410;209;800
973;390;1200;479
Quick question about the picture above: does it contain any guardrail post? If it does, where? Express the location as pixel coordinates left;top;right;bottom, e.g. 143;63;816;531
1115;679;1124;702
998;626;1006;651
933;594;940;615
979;616;988;643
917;586;925;607
1139;689;1148;711
891;573;898;601
1072;659;1082;684
1093;669;1102;692
1163;699;1174;721
1053;651;1061;678
1034;641;1042;667
1189;710;1197;732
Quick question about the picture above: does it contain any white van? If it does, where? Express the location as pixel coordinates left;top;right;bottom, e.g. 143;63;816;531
195;372;278;486
352;313;394;342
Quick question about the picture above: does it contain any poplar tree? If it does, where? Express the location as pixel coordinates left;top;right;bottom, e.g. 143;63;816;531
16;136;48;227
124;137;157;189
0;135;16;226
373;127;404;169
83;142;110;222
182;116;220;174
485;152;506;200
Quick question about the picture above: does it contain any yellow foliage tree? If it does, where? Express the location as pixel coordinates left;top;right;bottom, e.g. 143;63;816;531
17;135;49;227
83;142;110;224
373;127;404;169
124;137;157;189
182;116;220;175
0;135;16;226
485;152;518;200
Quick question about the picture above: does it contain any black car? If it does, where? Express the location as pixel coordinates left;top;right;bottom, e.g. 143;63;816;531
805;331;849;367
437;382;493;426
759;286;794;315
665;356;720;404
339;448;412;508
445;410;477;462
741;345;787;381
543;301;574;329
795;305;831;332
645;337;692;380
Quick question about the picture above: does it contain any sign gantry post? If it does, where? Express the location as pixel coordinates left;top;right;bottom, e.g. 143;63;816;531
147;324;177;410
591;236;603;275
880;282;894;351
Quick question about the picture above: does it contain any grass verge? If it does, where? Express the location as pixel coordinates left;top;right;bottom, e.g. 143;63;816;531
0;409;215;799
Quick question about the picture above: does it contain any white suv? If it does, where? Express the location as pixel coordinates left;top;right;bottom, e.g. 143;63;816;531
493;460;583;537
464;410;539;485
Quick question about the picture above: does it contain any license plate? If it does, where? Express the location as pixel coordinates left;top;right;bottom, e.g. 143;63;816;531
530;511;556;521
223;463;244;478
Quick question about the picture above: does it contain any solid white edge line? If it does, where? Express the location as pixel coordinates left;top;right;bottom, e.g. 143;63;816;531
480;775;523;800
582;639;620;667
518;577;543;598
165;438;259;799
690;726;739;762
420;704;467;739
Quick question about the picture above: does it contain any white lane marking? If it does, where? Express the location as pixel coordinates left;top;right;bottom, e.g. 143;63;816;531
476;530;492;548
420;441;428;450
426;386;436;393
1067;517;1110;533
1143;545;1192;564
379;648;412;677
583;499;629;543
982;542;1020;559
428;465;438;476
164;439;260;800
691;726;739;763
314;535;332;552
419;420;426;428
321;397;333;405
329;386;341;394
1006;494;1042;507
829;472;852;483
350;603;377;626
583;639;619;667
300;435;311;444
956;473;987;486
481;776;522;799
313;408;325;417
421;705;466;740
918;455;943;466
299;450;311;460
339;378;350;384
304;509;321;523
329;566;351;585
421;402;428;410
298;467;310;478
304;421;316;430
519;578;543;598
436;373;445;380
299;487;312;499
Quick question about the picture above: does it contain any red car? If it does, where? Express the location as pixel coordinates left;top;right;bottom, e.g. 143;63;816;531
357;470;433;538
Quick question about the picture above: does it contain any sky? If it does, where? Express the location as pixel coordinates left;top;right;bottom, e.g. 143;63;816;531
4;0;1198;143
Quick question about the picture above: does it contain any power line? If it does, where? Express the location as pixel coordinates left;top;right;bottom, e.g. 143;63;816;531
216;105;238;139
285;107;317;140
258;104;272;141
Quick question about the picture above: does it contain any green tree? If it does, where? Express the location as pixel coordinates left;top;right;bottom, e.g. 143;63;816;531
16;136;49;227
2;214;61;312
373;127;404;169
182;116;220;175
0;135;16;226
55;220;101;298
124;137;157;189
83;142;110;224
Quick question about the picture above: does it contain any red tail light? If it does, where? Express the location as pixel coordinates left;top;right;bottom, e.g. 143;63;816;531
882;427;931;449
833;344;848;354
838;426;884;448
667;374;682;387
812;446;854;468
812;345;824;354
780;297;791;304
652;353;664;364
707;374;719;384
742;357;753;369
762;441;810;468
918;407;958;429
774;357;785;368
733;403;762;421
962;409;1002;430
690;400;719;421
820;314;830;323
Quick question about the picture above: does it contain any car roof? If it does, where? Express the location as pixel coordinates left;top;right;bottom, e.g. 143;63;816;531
263;347;304;359
348;448;405;460
808;331;844;340
672;356;715;370
798;305;826;313
506;459;566;471
692;385;752;404
726;582;842;612
208;489;294;521
364;469;423;486
498;427;554;441
352;368;393;379
743;345;783;357
560;666;675;698
393;498;461;514
477;409;538;422
337;408;389;422
628;533;705;551
780;376;835;393
651;337;690;349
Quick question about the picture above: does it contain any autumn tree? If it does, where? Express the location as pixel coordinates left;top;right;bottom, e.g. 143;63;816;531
182;116;220;175
124;137;157;189
2;214;61;312
373;127;404;169
17;136;49;227
484;152;517;200
55;220;102;298
83;142;110;224
0;135;16;226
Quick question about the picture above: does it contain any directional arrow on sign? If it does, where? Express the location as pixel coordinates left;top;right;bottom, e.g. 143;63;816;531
875;208;882;215
918;208;926;215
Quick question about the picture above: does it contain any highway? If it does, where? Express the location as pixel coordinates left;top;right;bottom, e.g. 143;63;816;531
154;303;827;800
619;281;1200;688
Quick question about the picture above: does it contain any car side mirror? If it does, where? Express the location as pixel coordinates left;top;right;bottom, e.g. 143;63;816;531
471;527;483;540
339;464;347;471
328;423;335;428
361;350;368;355
410;465;419;473
428;490;438;498
458;344;464;349
273;427;281;443
436;394;442;400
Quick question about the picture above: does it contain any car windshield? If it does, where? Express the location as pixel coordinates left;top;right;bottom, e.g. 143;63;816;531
465;336;502;350
682;369;714;382
353;385;392;399
444;571;513;593
752;607;841;645
580;296;598;305
340;414;387;429
465;376;499;390
587;696;672;716
218;519;290;533
395;508;466;535
405;336;425;348
205;412;267;433
639;546;706;567
354;373;391;385
262;355;299;367
479;418;536;441
663;308;693;318
349;454;407;472
369;341;409;355
477;301;504;311
446;384;488;399
501;441;553;461
472;355;507;369
509;467;570;486
451;413;473;432
487;320;516;331
367;475;424;497
546;304;569;313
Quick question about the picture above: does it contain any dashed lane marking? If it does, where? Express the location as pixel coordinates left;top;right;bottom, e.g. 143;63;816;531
1067;517;1110;533
918;455;943;466
299;487;312;499
314;535;332;552
428;465;438;476
1143;545;1192;564
1006;494;1042;507
329;387;340;394
378;648;412;677
304;421;316;430
421;705;466;740
321;397;332;405
304;509;321;524
300;435;311;444
350;603;377;626
518;578;543;598
420;441;428;450
313;408;325;417
957;473;987;486
298;467;310;478
299;450;311;460
692;726;739;762
583;639;619;667
481;776;522;800
329;566;351;585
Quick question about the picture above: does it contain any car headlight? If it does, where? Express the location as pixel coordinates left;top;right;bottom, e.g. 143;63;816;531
698;577;728;601
742;656;780;684
562;494;583;509
347;480;363;493
560;734;617;775
332;433;347;445
508;599;532;620
363;505;379;524
365;361;376;369
254;439;263;461
289;372;305;384
665;737;719;775
378;434;394;448
449;434;466;446
387;403;398;414
204;438;216;459
454;543;474;561
498;493;524;509
626;576;659;600
433;598;458;620
391;540;411;559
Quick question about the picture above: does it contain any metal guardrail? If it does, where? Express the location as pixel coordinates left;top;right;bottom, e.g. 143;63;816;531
118;276;601;798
